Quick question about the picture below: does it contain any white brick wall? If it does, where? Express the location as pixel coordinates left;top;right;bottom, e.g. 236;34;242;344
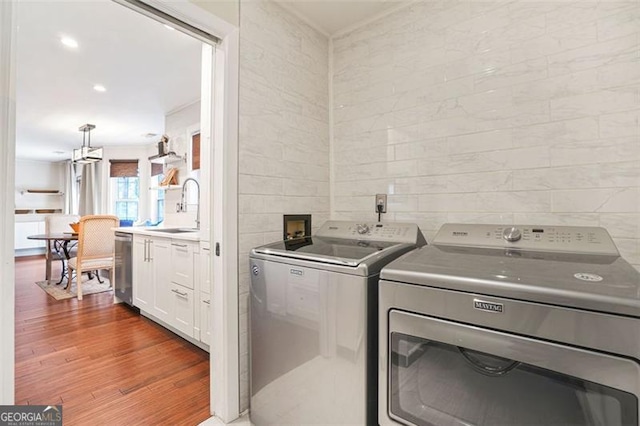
332;1;640;268
238;0;330;411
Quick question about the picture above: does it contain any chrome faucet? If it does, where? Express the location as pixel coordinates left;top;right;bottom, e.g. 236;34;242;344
180;177;200;230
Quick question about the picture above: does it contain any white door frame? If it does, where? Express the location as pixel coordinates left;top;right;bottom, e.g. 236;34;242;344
0;0;17;406
0;1;240;422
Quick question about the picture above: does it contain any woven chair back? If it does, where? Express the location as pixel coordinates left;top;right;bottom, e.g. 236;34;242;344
77;215;119;259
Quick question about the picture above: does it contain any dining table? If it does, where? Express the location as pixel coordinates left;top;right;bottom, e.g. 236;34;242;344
27;232;78;283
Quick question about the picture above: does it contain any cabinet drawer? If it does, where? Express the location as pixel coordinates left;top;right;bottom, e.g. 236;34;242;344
171;283;194;337
171;241;196;289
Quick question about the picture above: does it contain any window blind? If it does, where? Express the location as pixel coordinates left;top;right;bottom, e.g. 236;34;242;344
109;160;139;178
151;163;163;177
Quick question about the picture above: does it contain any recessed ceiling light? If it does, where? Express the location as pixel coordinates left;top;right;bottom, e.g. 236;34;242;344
53;150;65;155
60;36;78;49
163;24;175;31
93;84;107;92
143;133;158;138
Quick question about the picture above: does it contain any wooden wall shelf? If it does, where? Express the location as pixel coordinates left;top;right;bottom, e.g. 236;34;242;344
20;189;63;195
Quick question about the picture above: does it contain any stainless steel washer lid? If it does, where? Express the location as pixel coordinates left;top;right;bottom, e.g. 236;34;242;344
381;244;640;317
253;236;408;267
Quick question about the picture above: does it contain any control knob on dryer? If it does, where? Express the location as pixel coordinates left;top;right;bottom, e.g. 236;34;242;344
502;227;522;242
357;224;370;235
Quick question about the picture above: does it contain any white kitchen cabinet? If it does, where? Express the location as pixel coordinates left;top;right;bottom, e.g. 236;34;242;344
198;242;212;345
131;231;207;351
133;235;153;312
15;221;45;250
152;238;172;323
171;283;195;337
199;294;211;346
171;241;197;289
133;235;171;321
200;244;212;295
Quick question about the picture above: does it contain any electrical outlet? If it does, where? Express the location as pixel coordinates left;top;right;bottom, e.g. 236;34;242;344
375;194;387;213
176;202;181;213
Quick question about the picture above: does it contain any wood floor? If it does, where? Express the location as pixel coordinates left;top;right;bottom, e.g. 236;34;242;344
14;256;211;425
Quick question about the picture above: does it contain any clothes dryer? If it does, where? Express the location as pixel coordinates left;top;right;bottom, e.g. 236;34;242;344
379;224;640;426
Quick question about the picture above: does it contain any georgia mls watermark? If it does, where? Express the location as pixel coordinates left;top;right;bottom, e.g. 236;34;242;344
0;405;62;426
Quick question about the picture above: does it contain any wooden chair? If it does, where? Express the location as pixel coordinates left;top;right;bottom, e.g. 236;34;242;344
67;215;119;300
45;214;80;284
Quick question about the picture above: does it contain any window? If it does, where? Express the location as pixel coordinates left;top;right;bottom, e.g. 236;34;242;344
114;177;139;221
155;174;165;223
150;163;165;224
109;160;139;224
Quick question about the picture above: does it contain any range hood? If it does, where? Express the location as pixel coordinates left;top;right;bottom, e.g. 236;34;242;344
148;151;183;164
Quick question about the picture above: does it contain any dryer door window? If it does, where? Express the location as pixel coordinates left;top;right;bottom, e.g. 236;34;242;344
388;311;640;426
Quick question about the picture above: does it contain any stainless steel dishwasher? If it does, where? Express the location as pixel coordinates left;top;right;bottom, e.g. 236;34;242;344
114;231;133;306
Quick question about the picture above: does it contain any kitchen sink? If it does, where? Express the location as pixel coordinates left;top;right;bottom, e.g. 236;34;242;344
145;228;198;234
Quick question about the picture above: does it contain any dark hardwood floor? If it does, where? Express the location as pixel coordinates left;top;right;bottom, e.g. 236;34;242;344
14;256;211;425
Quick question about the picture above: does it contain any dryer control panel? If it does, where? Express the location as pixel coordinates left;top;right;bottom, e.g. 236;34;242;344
316;221;426;245
433;223;619;255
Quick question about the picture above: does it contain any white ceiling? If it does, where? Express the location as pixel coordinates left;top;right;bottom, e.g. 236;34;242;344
277;0;405;36
16;1;202;162
15;1;404;162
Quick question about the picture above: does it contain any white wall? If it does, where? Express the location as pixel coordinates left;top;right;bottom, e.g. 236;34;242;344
162;101;201;228
0;0;16;404
14;159;64;211
100;106;202;228
332;1;640;269
238;0;330;411
189;0;238;27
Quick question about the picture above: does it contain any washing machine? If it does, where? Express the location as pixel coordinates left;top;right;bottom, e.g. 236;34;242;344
250;220;426;425
379;223;640;426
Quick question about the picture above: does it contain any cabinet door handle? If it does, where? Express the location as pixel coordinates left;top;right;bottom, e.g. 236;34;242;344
171;289;188;298
202;247;210;251
144;239;148;262
148;240;153;262
203;299;210;305
172;243;189;253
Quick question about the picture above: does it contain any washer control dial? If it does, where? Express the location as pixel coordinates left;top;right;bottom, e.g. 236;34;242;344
502;227;522;242
356;224;370;235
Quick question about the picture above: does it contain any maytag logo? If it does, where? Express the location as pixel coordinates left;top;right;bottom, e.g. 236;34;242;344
473;299;504;313
290;269;304;276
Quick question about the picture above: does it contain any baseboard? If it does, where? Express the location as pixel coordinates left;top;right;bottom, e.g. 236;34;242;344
139;310;210;353
15;248;45;257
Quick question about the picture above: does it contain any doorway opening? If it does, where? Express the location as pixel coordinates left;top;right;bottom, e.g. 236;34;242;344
3;0;240;423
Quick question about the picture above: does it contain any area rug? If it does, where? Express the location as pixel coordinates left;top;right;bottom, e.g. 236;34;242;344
36;275;112;300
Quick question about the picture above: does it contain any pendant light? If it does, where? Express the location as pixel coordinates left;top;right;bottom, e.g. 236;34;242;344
72;123;103;163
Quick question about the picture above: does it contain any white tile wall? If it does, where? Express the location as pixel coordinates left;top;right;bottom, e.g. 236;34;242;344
239;0;330;411
332;1;640;268
238;0;639;414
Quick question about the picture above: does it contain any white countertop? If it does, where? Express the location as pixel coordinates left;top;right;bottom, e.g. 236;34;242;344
113;226;202;241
